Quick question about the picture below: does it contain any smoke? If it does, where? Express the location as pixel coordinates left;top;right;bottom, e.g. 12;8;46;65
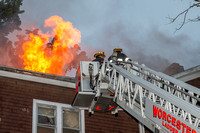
63;44;91;73
0;33;23;68
90;23;170;72
142;27;200;70
87;22;200;71
0;46;13;66
2;0;200;74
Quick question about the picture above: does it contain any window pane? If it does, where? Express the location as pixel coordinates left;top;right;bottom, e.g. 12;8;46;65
38;107;55;125
63;128;79;133
37;126;54;133
38;107;54;116
63;109;79;129
38;115;55;125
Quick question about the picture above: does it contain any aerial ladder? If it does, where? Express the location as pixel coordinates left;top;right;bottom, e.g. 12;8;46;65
72;60;200;133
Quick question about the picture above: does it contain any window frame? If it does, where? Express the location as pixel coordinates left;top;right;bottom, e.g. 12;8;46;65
32;99;85;133
62;107;80;132
37;104;57;130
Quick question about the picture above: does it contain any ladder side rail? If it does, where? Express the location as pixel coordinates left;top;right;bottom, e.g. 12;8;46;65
125;61;200;106
103;62;200;130
109;62;200;117
128;66;200;103
106;61;195;104
128;61;200;95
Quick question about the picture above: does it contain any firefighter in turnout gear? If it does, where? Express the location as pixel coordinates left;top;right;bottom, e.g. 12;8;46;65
108;47;131;64
92;52;106;64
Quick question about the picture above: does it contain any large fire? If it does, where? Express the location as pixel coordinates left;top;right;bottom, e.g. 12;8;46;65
20;16;81;75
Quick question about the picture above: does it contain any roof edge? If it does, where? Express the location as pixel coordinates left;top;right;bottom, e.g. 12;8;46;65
0;65;76;88
172;65;200;82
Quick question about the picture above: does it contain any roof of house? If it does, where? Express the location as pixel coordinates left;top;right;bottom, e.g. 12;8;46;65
172;65;200;82
0;65;76;88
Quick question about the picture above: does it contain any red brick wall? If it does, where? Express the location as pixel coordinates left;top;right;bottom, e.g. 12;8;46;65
0;76;140;133
0;76;75;133
85;111;139;133
186;77;200;88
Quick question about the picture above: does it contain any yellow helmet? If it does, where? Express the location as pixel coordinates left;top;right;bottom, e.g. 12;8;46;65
113;47;122;52
94;52;106;58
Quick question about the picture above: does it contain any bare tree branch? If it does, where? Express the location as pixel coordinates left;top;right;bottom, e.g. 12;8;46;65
168;2;200;32
188;16;200;22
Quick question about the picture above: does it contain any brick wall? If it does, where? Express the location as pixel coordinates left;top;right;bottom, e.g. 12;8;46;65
0;76;140;133
0;76;75;133
186;77;200;88
85;111;139;133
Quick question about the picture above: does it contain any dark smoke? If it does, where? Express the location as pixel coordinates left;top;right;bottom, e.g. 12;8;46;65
63;44;91;73
92;23;171;72
0;34;23;68
86;22;200;72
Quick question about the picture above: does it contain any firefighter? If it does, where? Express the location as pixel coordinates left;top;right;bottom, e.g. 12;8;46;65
92;52;106;63
91;52;106;90
108;47;131;63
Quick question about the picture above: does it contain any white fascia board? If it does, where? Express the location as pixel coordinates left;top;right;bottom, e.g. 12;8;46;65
0;70;75;88
173;65;200;82
174;71;200;82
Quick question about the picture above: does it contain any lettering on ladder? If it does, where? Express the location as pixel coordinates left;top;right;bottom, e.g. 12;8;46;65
153;105;197;133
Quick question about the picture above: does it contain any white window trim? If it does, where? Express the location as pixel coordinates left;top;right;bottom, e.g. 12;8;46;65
32;99;85;133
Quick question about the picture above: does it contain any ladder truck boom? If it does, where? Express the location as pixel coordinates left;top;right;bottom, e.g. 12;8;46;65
72;61;200;133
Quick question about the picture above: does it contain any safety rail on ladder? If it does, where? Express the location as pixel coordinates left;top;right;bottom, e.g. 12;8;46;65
93;60;200;133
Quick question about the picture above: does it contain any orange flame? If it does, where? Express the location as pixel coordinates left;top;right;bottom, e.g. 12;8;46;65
20;16;81;75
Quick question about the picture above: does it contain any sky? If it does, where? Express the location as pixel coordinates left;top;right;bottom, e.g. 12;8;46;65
15;0;200;72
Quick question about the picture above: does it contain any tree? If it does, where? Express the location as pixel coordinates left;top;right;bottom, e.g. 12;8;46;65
0;0;24;36
0;0;24;67
0;0;24;47
169;0;200;31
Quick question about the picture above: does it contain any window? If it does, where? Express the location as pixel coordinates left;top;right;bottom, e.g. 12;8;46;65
63;109;79;133
33;99;85;133
37;105;56;133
